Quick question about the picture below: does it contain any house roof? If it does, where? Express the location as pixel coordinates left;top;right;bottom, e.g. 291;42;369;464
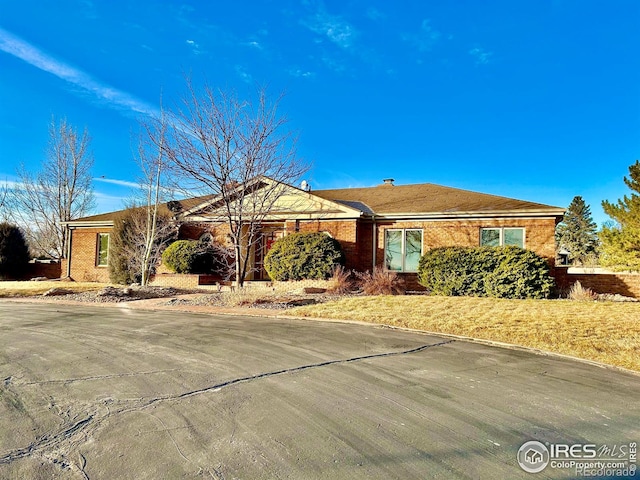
66;179;564;226
312;182;564;218
65;194;215;225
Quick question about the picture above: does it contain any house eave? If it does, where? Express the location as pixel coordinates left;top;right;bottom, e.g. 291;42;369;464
62;220;115;228
368;209;565;221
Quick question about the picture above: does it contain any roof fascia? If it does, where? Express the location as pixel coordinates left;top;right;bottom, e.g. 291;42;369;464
180;178;365;220
63;220;115;228
369;209;565;221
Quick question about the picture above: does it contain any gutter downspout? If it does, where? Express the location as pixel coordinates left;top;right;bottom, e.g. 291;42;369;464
65;226;73;278
371;215;377;270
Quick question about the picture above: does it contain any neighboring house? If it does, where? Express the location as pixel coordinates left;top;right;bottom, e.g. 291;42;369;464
61;178;565;286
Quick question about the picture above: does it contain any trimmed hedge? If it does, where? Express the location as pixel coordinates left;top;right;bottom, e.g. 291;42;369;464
161;240;214;274
264;232;345;281
417;246;554;299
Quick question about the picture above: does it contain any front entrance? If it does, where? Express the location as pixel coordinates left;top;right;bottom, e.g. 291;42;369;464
253;228;285;280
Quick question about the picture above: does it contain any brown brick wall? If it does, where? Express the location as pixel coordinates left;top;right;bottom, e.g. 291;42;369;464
65;217;558;286
287;219;361;270
374;218;557;269
554;267;640;298
21;261;62;280
67;227;112;282
149;273;200;288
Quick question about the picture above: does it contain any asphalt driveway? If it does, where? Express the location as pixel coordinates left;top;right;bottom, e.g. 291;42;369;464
0;302;638;479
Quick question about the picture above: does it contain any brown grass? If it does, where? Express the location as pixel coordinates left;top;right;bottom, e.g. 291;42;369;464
287;295;640;372
567;281;598;301
0;281;109;297
355;267;405;295
326;265;354;294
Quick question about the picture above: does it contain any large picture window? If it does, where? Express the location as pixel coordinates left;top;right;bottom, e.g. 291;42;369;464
480;227;524;248
384;229;422;272
97;233;110;266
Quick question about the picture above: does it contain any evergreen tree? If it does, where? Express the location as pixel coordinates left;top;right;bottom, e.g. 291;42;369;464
0;223;30;279
600;160;640;270
555;196;599;265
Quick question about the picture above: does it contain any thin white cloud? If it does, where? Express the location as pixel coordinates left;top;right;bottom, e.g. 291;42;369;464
302;7;358;49
242;40;263;50
185;38;204;55
0;27;159;117
366;7;386;21
93;177;139;188
289;68;315;78
403;19;442;52
235;65;253;83
469;46;493;65
0;179;32;191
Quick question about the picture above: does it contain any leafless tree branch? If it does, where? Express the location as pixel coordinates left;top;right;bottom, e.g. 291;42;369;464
8;117;95;258
150;79;308;287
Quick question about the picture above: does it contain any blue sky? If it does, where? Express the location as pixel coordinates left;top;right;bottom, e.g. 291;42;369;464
1;1;638;225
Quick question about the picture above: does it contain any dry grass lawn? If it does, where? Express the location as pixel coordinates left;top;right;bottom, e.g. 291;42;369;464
0;280;109;297
288;295;640;372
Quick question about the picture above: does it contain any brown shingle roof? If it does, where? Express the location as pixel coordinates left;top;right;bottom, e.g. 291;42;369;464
312;182;562;216
67;194;215;224
68;181;563;224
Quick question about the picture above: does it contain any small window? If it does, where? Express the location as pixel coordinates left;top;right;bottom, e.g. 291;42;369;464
97;233;110;266
480;227;524;248
384;229;423;272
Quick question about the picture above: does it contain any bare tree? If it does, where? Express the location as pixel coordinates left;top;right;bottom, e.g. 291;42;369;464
0;182;9;222
108;206;176;285
9;118;95;258
107;109;178;286
155;80;307;287
138;109;172;285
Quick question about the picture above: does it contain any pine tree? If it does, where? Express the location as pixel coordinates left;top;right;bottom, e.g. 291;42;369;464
0;222;30;279
600;160;640;270
555;196;598;265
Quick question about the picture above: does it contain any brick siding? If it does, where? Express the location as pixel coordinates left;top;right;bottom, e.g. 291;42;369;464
66;227;112;282
64;217;558;287
554;267;640;299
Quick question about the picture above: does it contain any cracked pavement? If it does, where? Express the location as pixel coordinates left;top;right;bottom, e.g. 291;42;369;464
0;302;639;479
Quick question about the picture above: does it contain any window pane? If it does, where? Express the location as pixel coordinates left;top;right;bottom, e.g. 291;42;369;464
384;230;403;271
480;228;500;247
404;230;422;272
98;234;109;266
504;228;524;248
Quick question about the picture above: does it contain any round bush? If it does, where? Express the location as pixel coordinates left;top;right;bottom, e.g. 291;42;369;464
264;232;345;281
0;222;30;279
162;240;214;274
484;247;555;299
418;245;554;299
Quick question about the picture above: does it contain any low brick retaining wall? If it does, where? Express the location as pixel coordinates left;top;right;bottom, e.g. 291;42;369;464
149;274;223;289
20;261;63;280
554;267;640;299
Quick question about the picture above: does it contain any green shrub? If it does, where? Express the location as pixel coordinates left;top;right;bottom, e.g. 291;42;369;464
483;247;555;299
264;232;345;281
418;246;554;299
161;240;215;274
0;223;30;279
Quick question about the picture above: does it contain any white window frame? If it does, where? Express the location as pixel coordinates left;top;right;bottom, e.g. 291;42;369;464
480;227;525;248
97;233;110;267
384;228;423;273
